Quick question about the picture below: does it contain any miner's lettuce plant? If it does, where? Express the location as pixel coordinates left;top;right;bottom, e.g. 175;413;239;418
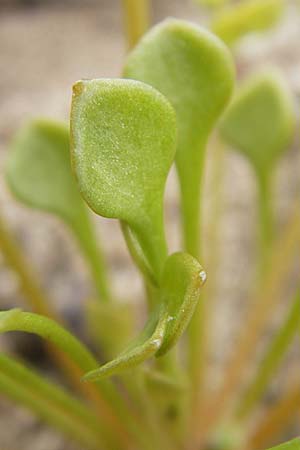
0;9;299;450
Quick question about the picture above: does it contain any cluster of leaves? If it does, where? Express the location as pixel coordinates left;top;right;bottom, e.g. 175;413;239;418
0;2;299;450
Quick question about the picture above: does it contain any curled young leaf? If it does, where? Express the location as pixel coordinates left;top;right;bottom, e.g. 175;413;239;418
124;19;234;256
211;0;285;46
82;252;206;381
6;119;111;301
71;78;177;281
219;69;295;175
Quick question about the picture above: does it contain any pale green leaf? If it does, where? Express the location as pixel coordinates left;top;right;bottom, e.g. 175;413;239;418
124;19;234;256
219;69;295;176
6;119;111;301
6;120;86;226
71;78;177;280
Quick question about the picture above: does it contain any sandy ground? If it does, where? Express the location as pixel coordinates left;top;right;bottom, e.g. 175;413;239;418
0;1;299;449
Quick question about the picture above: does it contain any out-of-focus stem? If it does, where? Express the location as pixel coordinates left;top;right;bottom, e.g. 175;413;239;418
257;170;274;275
245;382;300;450
122;0;151;49
194;208;300;446
236;292;300;419
0;353;106;450
0;213;58;320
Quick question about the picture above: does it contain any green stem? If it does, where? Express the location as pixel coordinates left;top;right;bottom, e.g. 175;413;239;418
0;353;105;450
257;170;274;274
180;138;207;418
121;202;168;289
122;0;150;49
236;292;300;419
0;309;98;371
73;213;112;302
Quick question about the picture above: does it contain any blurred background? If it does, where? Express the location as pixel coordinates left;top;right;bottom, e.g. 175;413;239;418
0;1;299;449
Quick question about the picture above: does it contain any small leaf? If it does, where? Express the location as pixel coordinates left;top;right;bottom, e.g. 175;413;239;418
219;69;295;176
71;78;177;280
6;119;111;301
124;19;234;256
212;0;285;46
82;252;206;381
6;120;86;226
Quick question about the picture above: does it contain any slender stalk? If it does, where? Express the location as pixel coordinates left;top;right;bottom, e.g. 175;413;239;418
236;292;300;419
0;353;105;450
182;138;207;422
245;382;300;450
122;0;151;49
196;135;226;413
257;170;274;274
194;209;300;445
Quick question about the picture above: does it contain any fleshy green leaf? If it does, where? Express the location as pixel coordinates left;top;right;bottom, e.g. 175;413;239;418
219;69;295;175
71;78;177;281
211;0;285;46
124;18;234;257
82;252;206;381
6;119;111;301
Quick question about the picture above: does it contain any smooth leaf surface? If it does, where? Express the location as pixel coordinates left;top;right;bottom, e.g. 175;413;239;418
6;119;111;301
71;78;177;280
219;69;295;175
124;19;234;256
212;0;285;46
83;252;206;381
6;119;86;226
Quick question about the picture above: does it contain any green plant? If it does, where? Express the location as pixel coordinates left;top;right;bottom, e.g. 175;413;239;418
0;9;299;450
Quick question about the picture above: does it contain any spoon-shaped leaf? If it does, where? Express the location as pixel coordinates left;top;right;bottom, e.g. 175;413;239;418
219;70;295;174
219;69;295;268
211;0;285;46
82;252;206;381
71;78;177;282
6;119;111;301
124;18;234;258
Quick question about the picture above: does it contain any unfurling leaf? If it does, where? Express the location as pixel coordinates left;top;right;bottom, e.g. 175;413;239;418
82;252;206;381
124;19;234;256
6;119;111;301
71;78;177;281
